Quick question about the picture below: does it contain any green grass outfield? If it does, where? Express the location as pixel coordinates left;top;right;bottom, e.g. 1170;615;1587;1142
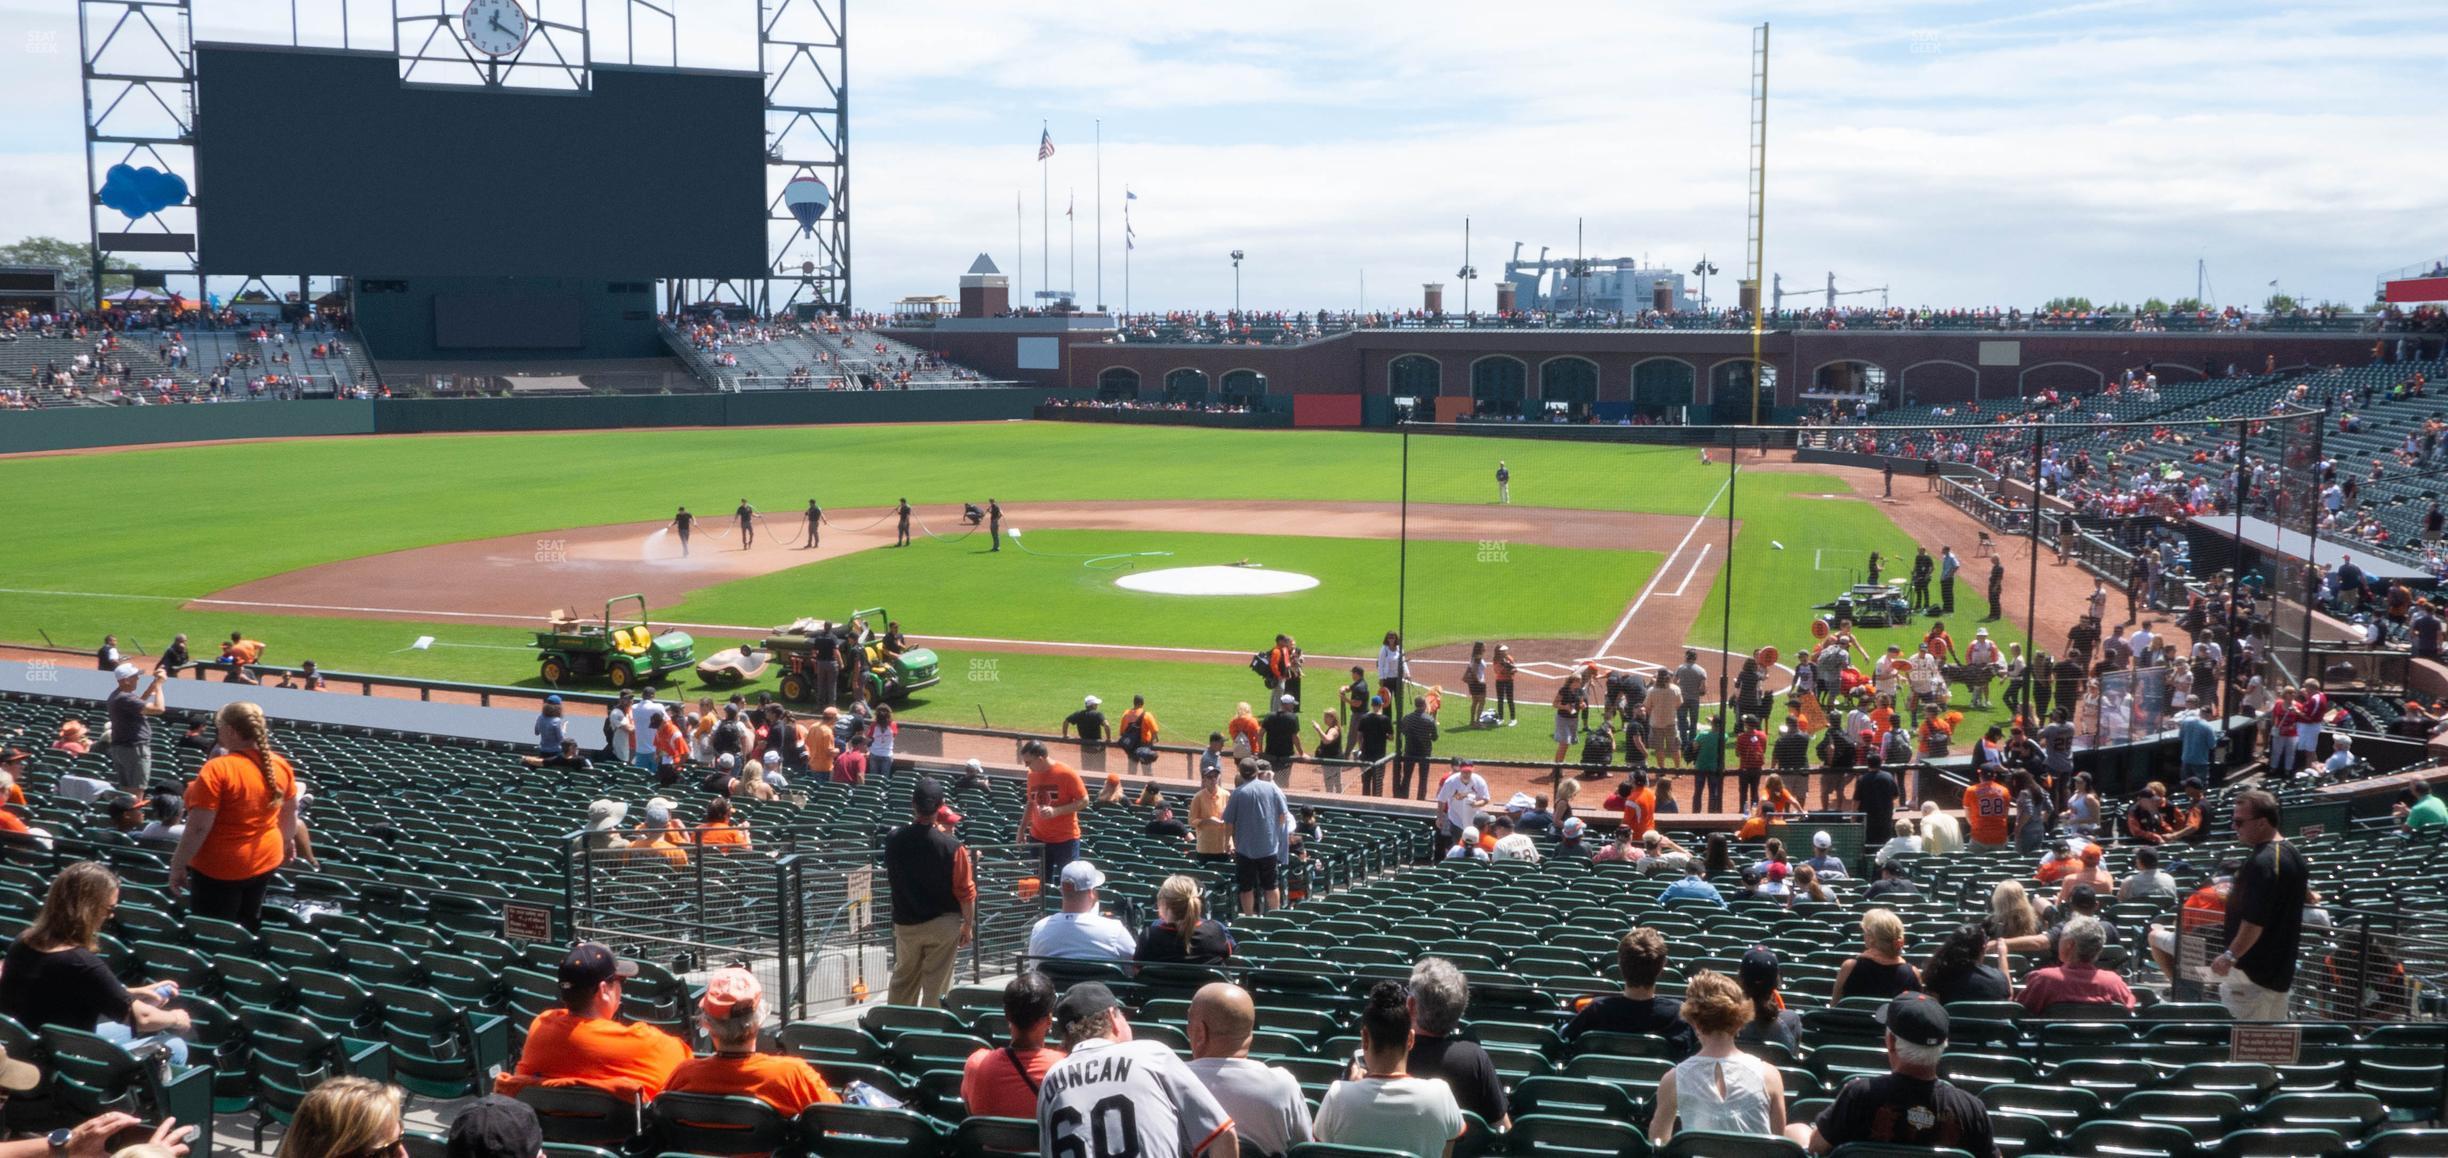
0;422;2031;762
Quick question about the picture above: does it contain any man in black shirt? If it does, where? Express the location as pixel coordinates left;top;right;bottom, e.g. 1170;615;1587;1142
883;778;974;1008
735;499;757;548
1395;696;1438;800
802;499;823;549
1061;696;1108;749
1402;957;1510;1129
155;632;190;677
1856;764;1900;849
2215;789;2308;1021
987;499;1002;552
1909;548;1935;613
1353;698;1394;794
896;498;913;547
669;507;693;555
1792;994;1998;1156
1260;694;1304;784
1559;928;1695;1059
1862;859;1919;900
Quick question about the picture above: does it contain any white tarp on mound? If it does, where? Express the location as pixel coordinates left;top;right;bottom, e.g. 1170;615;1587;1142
1114;565;1320;596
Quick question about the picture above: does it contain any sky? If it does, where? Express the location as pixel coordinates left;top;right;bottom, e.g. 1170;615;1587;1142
2;0;2443;313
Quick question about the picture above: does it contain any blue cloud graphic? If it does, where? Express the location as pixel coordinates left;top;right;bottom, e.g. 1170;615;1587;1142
99;164;190;220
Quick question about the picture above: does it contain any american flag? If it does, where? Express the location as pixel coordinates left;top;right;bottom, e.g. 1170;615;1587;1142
1038;128;1055;160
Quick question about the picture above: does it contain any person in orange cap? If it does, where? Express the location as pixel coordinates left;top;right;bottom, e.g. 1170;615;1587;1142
663;967;839;1113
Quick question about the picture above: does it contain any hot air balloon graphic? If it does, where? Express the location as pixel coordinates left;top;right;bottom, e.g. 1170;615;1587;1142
782;177;830;237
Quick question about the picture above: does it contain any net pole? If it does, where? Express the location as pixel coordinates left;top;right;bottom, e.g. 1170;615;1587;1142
2228;418;2250;715
1394;419;1410;790
2300;415;2325;681
2023;421;2043;729
1717;423;1737;740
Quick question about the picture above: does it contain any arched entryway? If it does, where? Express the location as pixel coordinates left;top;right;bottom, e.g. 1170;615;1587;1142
1220;369;1268;407
1631;357;1697;416
1471;355;1527;417
1708;359;1778;421
1899;360;1980;409
1811;360;1888;407
1164;367;1211;404
1539;356;1599;419
1097;367;1141;400
1387;354;1442;399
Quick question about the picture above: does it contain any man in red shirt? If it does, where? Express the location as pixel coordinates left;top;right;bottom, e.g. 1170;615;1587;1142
496;943;689;1098
1021;739;1087;884
1734;717;1768;814
2015;916;2135;1013
961;971;1065;1120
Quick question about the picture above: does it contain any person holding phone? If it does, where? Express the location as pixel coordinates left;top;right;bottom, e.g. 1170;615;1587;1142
103;664;165;793
1;862;195;1063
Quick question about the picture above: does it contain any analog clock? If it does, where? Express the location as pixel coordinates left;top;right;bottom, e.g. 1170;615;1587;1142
462;0;533;58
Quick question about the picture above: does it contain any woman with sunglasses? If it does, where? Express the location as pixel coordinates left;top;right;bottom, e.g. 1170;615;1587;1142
0;861;194;1062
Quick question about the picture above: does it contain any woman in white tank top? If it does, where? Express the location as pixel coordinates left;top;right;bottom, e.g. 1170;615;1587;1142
1648;971;1789;1145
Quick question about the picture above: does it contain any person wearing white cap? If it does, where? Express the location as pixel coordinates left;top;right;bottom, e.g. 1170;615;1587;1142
1259;696;1304;789
1061;696;1108;749
1804;831;1849;879
1025;861;1136;961
629;797;689;869
1443;826;1488;862
103;663;165;792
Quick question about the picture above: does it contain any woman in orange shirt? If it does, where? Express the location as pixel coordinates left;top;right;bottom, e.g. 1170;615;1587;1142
169;702;312;929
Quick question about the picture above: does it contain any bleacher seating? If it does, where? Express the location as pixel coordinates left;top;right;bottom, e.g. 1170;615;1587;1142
2;685;2445;1154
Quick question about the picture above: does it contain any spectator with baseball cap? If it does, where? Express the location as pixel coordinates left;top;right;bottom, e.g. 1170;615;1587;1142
663;967;839;1113
528;696;589;771
103;663;164;792
961;971;1064;1119
885;777;975;1007
444;1097;542;1158
1025;861;1135;961
495;942;688;1098
1786;993;1998;1156
1037;982;1237;1158
1223;758;1290;916
1736;947;1803;1051
628;798;689;869
1803;831;1849;879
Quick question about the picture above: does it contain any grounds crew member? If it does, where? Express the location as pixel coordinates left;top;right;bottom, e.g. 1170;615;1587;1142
803;499;824;549
1910;548;1935;614
496;942;688;1098
897;498;914;547
990;499;1003;551
735;499;757;548
669;507;693;556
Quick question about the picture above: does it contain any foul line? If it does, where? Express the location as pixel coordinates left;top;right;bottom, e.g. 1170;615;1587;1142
1590;476;1731;662
1668;543;1712;598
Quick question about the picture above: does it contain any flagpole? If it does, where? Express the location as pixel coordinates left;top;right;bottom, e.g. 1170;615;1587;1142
1040;120;1050;314
1068;186;1076;307
1124;201;1131;319
1095;119;1104;313
1016;189;1024;311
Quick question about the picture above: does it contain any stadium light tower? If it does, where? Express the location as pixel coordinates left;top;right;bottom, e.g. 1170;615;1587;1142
1691;257;1718;314
1458;216;1477;316
1231;249;1245;315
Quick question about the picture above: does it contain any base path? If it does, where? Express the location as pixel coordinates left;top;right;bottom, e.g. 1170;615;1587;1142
191;500;1723;674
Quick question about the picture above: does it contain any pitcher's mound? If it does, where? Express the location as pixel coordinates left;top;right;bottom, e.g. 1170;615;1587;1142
1114;565;1320;596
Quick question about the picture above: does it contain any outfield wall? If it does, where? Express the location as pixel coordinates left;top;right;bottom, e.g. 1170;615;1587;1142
0;389;1092;454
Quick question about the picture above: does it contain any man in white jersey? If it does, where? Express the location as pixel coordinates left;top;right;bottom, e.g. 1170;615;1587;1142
1037;982;1239;1158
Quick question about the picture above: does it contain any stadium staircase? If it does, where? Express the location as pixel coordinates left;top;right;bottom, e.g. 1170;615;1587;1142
0;335;111;407
1;685;2445;1155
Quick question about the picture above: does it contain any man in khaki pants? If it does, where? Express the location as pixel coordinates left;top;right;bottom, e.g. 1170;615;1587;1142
883;777;974;1007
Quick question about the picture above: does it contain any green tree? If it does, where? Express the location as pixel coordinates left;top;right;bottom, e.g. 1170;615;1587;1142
0;235;137;302
2265;292;2300;312
2140;297;2171;313
2041;295;2094;312
2169;297;2205;313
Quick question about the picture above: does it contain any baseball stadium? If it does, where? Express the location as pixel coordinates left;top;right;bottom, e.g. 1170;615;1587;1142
3;3;2448;1158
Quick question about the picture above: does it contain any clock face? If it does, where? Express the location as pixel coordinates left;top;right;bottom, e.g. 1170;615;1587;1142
462;0;532;57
